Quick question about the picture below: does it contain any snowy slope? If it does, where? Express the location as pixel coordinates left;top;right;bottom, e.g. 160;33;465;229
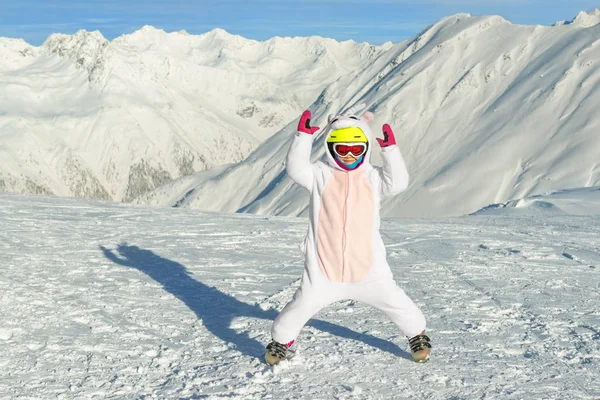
138;11;600;217
0;27;385;201
1;193;599;399
473;186;600;215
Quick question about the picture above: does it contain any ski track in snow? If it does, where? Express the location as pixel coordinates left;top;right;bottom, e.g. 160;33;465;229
0;193;599;399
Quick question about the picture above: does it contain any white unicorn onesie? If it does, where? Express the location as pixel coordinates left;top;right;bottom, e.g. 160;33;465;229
265;105;431;365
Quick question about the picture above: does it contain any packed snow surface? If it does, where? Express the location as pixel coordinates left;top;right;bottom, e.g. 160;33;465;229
1;193;598;399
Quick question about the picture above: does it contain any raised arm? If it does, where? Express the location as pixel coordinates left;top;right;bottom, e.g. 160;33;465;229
376;124;410;198
286;110;319;191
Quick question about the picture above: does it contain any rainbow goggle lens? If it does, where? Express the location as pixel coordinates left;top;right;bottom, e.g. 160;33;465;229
333;142;367;157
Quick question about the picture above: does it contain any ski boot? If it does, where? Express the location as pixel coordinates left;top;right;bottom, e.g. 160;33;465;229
409;333;431;363
265;339;293;366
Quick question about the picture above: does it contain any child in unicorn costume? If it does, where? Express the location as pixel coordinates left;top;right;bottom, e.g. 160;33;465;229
265;104;431;365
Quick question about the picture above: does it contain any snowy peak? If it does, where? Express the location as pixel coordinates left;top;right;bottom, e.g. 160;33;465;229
43;29;108;82
557;9;600;27
429;13;509;32
201;27;245;41
113;26;257;54
113;25;177;48
571;9;600;27
43;29;108;58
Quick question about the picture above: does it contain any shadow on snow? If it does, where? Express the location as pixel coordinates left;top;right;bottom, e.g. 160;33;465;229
99;243;412;361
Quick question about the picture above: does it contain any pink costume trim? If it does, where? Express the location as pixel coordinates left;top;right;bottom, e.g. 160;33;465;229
317;169;374;283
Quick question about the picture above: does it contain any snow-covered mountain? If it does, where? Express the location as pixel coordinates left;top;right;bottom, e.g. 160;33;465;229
0;27;384;201
137;10;600;217
3;10;600;216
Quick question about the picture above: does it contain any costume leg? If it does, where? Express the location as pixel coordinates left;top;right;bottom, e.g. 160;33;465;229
271;282;335;345
353;279;426;338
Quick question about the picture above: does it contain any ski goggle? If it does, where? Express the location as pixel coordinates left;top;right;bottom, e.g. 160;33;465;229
333;143;367;157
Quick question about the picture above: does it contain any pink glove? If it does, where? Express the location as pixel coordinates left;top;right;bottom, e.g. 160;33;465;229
297;110;319;135
376;124;397;147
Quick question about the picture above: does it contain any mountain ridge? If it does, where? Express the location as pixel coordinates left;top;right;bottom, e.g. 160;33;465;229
0;23;386;202
135;12;600;217
2;11;599;216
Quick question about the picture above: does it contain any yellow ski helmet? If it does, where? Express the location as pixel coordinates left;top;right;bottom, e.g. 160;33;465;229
326;126;368;143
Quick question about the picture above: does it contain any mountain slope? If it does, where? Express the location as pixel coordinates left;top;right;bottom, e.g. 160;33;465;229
138;11;600;217
0;27;386;201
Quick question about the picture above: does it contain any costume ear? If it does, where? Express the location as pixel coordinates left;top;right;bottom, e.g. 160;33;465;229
328;114;336;123
362;112;374;123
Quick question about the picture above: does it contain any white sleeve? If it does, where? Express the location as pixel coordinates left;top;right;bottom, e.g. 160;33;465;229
286;132;316;192
378;145;410;198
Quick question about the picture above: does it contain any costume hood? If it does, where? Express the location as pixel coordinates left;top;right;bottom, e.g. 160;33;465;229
322;103;375;171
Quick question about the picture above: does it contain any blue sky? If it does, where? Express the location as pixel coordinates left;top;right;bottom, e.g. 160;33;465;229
1;0;599;45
